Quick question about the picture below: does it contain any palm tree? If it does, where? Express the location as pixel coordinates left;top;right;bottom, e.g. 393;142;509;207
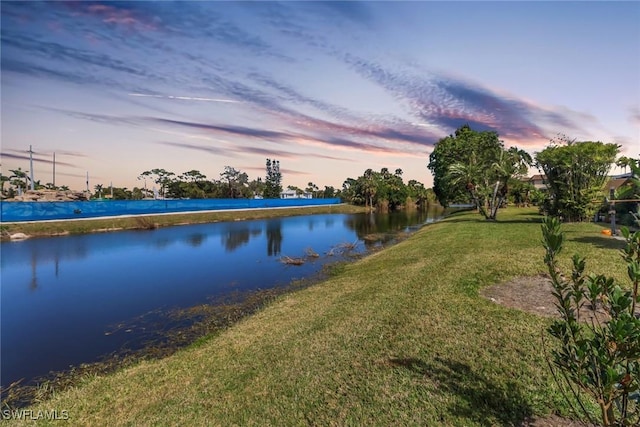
448;152;488;216
362;169;377;211
616;156;632;174
306;182;319;198
484;147;533;219
507;146;533;176
94;184;104;199
9;168;29;192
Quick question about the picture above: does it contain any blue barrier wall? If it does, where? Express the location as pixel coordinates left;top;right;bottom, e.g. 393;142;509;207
0;198;342;222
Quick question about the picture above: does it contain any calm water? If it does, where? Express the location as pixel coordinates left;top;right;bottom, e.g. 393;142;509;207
1;208;443;387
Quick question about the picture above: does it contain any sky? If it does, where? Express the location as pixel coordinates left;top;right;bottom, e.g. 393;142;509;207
1;1;639;192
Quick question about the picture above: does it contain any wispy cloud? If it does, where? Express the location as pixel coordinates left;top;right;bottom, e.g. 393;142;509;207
1;58;111;87
63;2;162;33
3;1;437;156
197;73;295;117
276;111;439;150
2;33;148;77
308;2;373;26
158;141;231;157
235;146;297;159
158;140;298;159
54;150;89;158
147;116;427;156
247;72;359;121
0;33;157;92
339;54;557;143
1;151;78;168
129;93;240;103
280;168;310;176
45;108;137;126
629;107;640;126
57;1;292;61
150;118;292;141
158;140;349;162
243;165;310;177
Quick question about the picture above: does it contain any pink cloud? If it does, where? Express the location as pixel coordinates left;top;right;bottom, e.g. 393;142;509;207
66;3;160;32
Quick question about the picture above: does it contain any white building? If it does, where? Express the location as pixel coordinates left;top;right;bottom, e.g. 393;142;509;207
280;190;312;199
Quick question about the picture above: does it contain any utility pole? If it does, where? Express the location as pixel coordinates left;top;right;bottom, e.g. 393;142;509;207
609;187;616;236
28;145;35;191
53;152;56;188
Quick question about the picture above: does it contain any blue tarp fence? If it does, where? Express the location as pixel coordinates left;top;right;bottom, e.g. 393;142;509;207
0;198;342;222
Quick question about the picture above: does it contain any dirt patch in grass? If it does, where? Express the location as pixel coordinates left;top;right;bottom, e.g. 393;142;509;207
481;275;559;318
480;274;616;324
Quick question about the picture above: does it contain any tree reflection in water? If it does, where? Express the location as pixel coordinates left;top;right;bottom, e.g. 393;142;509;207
266;219;282;256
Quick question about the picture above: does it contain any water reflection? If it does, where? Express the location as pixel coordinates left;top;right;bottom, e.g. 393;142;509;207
223;229;250;251
344;206;444;247
266;219;283;256
220;223;264;253
186;233;207;248
30;253;38;291
154;237;172;249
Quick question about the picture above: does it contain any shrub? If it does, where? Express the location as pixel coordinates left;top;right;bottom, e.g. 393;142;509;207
542;217;639;426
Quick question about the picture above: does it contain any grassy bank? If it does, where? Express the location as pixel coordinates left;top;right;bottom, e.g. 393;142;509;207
7;208;628;425
0;204;365;240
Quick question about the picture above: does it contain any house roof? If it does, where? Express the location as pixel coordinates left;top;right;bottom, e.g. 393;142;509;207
605;177;632;191
528;174;546;181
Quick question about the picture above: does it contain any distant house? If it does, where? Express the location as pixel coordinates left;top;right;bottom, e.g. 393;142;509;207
280;190;312;199
604;173;634;199
599;173;637;224
525;173;635;196
610;172;634;180
527;174;547;190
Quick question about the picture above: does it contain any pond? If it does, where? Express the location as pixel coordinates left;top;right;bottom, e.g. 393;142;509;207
1;206;445;389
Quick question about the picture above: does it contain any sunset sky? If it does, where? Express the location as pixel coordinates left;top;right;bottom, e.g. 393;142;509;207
1;1;639;192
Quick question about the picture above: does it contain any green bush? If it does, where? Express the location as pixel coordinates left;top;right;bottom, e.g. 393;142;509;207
542;217;639;426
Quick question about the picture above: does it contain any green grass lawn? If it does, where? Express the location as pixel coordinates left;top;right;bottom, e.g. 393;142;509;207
6;207;628;426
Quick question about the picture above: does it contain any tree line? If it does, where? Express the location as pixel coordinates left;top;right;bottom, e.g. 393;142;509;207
428;125;632;222
129;159;284;200
340;168;435;211
0;159;285;201
96;159;440;208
